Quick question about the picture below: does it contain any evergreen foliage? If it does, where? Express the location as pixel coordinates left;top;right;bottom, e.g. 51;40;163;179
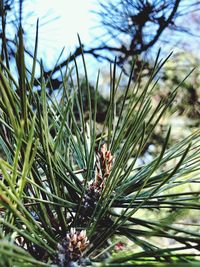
0;23;200;267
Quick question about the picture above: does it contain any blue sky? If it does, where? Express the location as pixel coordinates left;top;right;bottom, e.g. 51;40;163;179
18;0;200;85
24;0;97;69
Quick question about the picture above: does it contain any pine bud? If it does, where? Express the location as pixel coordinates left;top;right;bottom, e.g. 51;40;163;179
56;228;89;266
93;143;113;192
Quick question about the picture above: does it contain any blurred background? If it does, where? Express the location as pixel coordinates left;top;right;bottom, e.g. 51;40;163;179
0;0;200;251
1;0;200;153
